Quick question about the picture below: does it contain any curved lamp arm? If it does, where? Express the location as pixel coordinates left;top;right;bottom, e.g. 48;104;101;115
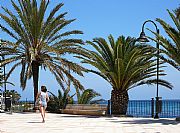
141;20;159;34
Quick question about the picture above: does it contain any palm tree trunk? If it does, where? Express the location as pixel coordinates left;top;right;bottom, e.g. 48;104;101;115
111;89;129;115
31;61;39;109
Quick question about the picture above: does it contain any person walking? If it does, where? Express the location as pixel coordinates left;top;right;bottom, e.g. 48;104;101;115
36;86;49;123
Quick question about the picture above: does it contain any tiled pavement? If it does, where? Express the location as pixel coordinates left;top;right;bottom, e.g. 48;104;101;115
0;112;180;133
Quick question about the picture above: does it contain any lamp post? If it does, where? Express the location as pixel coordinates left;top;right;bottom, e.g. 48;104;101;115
137;20;160;119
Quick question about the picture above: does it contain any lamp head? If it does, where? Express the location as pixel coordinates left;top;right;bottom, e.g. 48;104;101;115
137;31;149;42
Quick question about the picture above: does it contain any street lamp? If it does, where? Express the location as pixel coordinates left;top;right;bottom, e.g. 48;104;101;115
137;20;160;119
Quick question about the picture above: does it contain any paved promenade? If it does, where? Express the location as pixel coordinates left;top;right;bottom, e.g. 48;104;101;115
0;112;180;133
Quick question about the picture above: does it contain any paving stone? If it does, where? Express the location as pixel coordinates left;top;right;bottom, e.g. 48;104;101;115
0;113;180;133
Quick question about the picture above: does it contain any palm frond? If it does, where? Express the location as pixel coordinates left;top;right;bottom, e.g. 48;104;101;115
148;9;180;71
130;79;173;90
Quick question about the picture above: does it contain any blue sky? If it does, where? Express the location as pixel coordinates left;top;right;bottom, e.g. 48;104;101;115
0;0;180;101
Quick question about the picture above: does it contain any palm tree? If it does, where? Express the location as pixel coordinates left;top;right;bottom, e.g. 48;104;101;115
47;89;74;112
76;88;101;104
149;9;180;71
79;35;172;115
0;0;86;107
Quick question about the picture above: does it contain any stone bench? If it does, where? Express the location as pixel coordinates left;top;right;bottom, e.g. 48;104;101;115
61;104;107;116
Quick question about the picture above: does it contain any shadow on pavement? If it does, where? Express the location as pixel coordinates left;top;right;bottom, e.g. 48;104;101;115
60;115;102;118
27;121;43;123
108;118;180;125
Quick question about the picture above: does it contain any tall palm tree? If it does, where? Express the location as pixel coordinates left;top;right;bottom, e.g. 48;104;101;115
150;9;180;71
78;35;172;115
0;0;86;107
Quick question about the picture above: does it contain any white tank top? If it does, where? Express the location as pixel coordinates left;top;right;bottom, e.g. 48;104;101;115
40;92;47;103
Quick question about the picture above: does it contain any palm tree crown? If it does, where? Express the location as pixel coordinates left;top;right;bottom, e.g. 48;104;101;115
80;35;172;92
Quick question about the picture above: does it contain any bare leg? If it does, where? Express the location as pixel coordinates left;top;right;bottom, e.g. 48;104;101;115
43;107;46;122
39;106;45;122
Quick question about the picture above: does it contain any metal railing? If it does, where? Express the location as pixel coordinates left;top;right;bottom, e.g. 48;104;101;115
11;101;34;112
159;100;180;118
2;99;180;118
127;100;153;117
126;99;180;118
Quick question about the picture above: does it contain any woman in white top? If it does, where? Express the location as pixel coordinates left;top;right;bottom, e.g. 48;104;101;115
36;85;49;123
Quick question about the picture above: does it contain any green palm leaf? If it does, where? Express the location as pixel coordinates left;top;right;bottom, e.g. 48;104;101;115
77;89;101;104
150;9;180;71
